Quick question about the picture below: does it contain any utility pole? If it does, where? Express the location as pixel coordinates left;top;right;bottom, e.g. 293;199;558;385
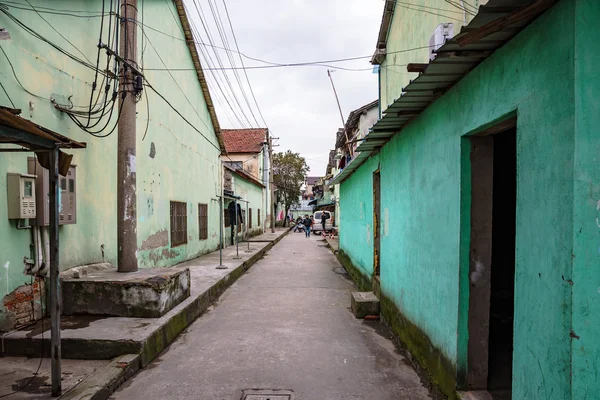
327;69;351;156
268;134;275;233
117;0;138;272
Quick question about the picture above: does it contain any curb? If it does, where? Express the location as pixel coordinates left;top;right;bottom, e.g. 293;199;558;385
60;229;290;399
59;354;140;400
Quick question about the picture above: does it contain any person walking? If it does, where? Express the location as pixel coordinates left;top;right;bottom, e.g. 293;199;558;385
320;211;329;234
303;214;313;238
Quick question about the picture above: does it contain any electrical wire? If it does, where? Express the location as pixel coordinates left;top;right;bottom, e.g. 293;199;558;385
190;0;253;127
397;3;466;22
0;7;110;76
0;79;15;108
0;1;104;16
208;0;260;127
145;83;222;153
176;0;248;128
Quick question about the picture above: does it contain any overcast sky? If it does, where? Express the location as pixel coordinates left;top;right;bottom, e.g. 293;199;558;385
187;0;385;175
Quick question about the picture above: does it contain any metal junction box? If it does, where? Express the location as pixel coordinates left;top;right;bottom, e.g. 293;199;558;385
27;157;77;225
6;173;36;219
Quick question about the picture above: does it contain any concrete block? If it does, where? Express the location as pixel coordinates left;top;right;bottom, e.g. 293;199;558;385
351;291;380;319
62;267;190;318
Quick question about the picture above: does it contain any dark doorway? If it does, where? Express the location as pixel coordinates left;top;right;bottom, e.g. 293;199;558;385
373;169;381;276
487;128;516;393
466;123;516;399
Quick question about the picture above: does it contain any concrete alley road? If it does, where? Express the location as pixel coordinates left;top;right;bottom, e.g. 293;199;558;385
112;232;434;400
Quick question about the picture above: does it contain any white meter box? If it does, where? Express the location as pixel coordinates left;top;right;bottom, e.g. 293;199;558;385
6;173;36;219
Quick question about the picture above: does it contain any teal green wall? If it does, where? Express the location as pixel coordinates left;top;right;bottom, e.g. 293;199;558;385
572;1;600;398
340;1;594;398
339;155;379;278
0;1;222;318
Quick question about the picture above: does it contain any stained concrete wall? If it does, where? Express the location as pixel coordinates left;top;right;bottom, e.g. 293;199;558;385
0;1;222;325
339;1;594;397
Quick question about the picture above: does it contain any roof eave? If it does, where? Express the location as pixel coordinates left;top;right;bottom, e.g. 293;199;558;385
172;0;227;155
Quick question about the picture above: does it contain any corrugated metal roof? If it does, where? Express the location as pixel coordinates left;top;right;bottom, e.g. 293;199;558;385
330;0;557;186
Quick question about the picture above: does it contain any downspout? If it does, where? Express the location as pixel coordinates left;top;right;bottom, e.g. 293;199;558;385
459;0;468;25
41;227;49;276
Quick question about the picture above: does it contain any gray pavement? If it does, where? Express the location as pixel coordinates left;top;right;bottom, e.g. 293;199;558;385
112;233;433;400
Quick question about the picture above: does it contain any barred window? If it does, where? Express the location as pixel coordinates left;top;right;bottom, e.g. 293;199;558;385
258;209;261;228
198;203;208;240
249;208;253;229
170;201;187;247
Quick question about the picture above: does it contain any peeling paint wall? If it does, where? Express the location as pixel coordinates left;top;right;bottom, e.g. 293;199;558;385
0;1;222;325
339;1;596;398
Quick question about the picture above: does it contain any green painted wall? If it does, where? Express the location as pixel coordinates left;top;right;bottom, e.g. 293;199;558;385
340;1;595;398
233;174;264;237
0;1;222;319
379;0;479;111
339;155;379;278
572;1;600;398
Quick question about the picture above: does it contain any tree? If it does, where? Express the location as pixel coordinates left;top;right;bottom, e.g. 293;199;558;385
273;151;309;226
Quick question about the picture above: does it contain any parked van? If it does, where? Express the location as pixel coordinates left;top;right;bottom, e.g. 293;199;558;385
312;210;334;234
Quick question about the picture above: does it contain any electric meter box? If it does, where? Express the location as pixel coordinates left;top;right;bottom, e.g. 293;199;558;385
27;158;77;225
6;173;37;219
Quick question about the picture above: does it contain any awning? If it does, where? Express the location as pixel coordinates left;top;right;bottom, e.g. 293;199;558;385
330;0;557;186
0;107;86;150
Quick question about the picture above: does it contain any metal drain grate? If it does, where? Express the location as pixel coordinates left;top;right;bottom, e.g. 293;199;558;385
241;389;294;400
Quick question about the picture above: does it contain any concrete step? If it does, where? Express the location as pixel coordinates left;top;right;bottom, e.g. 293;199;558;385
2;229;290;368
351;291;380;319
61;265;190;318
60;354;140;400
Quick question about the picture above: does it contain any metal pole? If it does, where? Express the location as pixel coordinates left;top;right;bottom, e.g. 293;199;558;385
245;201;252;252
117;0;138;272
268;136;275;233
233;199;241;259
216;196;227;269
327;69;352;156
49;146;61;397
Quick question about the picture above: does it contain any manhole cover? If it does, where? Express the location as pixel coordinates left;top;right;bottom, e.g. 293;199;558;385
241;389;293;400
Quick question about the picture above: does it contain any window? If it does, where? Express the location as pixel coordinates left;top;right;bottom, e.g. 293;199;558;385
198;203;208;240
170;201;187;247
258;209;261;227
249;208;252;229
224;208;230;227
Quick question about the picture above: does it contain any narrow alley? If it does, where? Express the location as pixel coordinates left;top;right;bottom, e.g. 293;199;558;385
111;233;433;400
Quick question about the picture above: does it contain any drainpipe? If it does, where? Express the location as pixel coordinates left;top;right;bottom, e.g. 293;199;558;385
459;0;468;25
41;227;49;276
